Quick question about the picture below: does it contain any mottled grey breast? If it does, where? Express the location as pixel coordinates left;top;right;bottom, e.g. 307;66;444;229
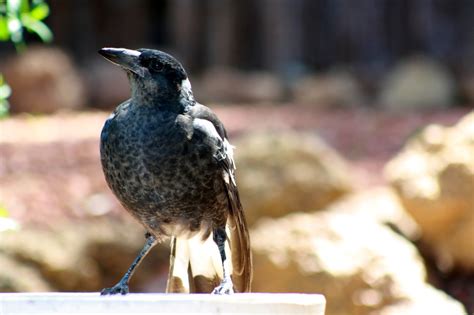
100;100;228;237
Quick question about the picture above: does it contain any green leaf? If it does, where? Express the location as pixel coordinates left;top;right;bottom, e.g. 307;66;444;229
21;14;52;42
0;101;9;118
6;0;21;15
30;2;49;20
0;84;11;99
0;74;10;116
0;204;9;217
7;15;22;43
0;2;7;15
19;0;29;14
0;16;9;40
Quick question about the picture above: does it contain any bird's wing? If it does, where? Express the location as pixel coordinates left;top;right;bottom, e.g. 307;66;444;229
166;104;252;293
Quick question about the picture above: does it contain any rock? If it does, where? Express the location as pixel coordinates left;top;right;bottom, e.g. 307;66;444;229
328;186;420;240
0;227;100;291
379;56;455;110
376;286;466;315
385;112;474;271
2;46;86;113
0;252;52;292
292;70;365;107
0;219;169;292
250;207;464;315
235;131;353;225
194;67;285;104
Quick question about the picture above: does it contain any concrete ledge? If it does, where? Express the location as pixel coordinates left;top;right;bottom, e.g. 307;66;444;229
0;293;325;314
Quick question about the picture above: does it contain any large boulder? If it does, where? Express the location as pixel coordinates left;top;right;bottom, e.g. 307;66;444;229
375;286;466;315
292;70;365;107
379;56;455;110
2;46;85;113
385;112;474;270
0;219;169;292
250;198;465;315
324;187;420;239
235;132;353;225
0;253;52;292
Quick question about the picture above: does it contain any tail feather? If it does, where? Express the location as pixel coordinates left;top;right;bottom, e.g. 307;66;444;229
166;205;252;293
166;236;190;293
166;231;222;293
226;188;252;292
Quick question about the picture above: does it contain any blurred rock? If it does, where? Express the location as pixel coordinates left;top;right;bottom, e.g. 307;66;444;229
0;219;169;292
235;132;353;225
328;186;420;240
385;112;474;271
292;70;365;107
251;208;464;315
194;67;285;104
379;56;455;110
82;60;130;109
376;286;466;315
2;46;86;113
0;253;52;292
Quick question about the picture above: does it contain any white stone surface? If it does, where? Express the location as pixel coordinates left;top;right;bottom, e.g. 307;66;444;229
0;293;325;314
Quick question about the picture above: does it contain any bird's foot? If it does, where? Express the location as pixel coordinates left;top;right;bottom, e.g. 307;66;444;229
212;277;234;295
100;282;129;295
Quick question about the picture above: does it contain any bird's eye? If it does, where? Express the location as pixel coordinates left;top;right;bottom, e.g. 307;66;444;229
149;60;164;72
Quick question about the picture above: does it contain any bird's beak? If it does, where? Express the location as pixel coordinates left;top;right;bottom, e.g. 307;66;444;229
98;48;145;77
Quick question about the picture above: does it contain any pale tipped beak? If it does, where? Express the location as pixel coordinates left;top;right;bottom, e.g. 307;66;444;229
99;47;145;77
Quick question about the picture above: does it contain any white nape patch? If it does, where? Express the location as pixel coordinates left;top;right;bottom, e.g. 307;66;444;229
106;112;116;120
180;78;194;101
181;78;192;92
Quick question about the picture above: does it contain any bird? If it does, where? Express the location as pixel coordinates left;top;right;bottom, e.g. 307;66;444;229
98;47;252;295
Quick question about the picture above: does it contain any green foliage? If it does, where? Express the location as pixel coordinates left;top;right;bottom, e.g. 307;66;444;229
0;0;52;117
0;203;9;217
0;74;11;118
0;0;53;52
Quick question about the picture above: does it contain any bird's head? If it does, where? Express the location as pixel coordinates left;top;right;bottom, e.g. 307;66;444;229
99;47;194;109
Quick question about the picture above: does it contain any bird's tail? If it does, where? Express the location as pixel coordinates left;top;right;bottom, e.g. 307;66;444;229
225;187;252;292
166;210;252;293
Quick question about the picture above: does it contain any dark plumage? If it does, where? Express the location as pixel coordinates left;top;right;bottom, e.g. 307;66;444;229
98;47;252;295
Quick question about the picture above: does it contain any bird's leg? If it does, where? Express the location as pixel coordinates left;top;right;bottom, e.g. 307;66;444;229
101;233;157;295
211;228;234;294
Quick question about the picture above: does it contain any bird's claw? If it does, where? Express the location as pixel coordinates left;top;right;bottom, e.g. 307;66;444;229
100;283;129;295
212;278;234;295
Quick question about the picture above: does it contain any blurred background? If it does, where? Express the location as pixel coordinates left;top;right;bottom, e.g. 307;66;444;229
0;0;474;314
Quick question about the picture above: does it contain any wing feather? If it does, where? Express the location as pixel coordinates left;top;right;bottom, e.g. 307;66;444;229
168;104;253;292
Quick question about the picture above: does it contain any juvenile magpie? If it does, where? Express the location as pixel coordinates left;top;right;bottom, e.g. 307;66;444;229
98;47;252;295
